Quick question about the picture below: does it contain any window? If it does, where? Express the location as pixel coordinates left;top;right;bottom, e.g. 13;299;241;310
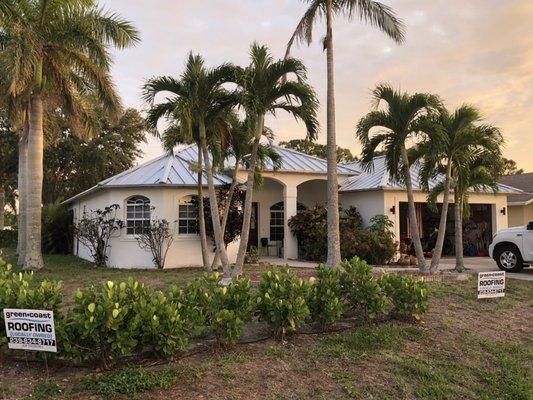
126;196;150;235
269;202;307;241
178;201;199;234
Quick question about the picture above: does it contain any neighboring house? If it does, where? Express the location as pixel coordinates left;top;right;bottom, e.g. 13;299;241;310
64;145;520;268
499;172;533;227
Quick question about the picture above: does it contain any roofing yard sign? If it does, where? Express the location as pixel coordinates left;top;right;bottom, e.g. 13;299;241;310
477;271;506;299
3;309;57;352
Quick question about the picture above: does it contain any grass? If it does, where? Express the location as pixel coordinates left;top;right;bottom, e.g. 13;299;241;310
1;250;532;400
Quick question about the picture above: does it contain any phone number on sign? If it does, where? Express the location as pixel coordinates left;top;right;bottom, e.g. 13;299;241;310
8;337;56;346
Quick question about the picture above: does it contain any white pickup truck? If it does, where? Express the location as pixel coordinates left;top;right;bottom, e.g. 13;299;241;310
489;221;533;272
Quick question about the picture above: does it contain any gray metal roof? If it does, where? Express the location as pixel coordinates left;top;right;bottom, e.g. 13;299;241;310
340;156;522;195
176;144;356;175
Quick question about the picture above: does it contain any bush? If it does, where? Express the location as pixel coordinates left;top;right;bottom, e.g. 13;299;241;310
256;266;310;339
244;246;259;264
379;274;429;321
0;229;17;248
63;278;188;366
289;206;396;265
340;257;389;319
182;272;253;345
307;264;344;327
42;202;73;254
0;257;63;350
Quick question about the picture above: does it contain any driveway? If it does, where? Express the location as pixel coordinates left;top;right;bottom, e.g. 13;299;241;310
438;257;533;282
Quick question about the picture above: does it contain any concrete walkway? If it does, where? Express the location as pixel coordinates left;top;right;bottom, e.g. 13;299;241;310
260;256;533;282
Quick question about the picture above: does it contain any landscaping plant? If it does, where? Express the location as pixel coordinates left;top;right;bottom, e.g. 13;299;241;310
307;264;344;327
256;266;310;339
379;274;429;321
340;257;390;320
74;204;124;267
134;217;174;269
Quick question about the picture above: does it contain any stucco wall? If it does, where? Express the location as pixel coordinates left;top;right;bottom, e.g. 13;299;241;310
508;203;533;227
339;191;385;227
72;186;238;269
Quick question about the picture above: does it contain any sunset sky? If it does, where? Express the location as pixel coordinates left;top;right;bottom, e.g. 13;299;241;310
101;0;533;172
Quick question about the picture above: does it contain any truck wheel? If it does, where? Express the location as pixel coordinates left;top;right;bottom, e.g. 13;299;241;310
495;245;524;272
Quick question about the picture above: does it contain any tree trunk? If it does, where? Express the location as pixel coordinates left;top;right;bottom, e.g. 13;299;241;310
325;0;341;268
0;186;5;230
454;190;465;272
211;163;239;270
429;160;453;273
199;120;230;276
401;147;426;273
197;149;211;270
17;124;28;265
234;114;264;276
24;94;44;270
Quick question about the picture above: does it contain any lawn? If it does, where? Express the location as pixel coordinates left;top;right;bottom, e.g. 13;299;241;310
0;249;532;400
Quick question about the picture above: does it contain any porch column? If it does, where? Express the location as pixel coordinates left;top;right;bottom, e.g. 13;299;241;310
284;185;298;260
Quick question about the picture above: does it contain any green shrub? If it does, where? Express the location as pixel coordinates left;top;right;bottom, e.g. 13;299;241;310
0;257;63;350
256;266;310;339
42;202;73;254
244;246;259;264
63;278;188;365
182;273;253;345
0;229;17;248
340;257;389;319
379;274;429;320
307;264;343;327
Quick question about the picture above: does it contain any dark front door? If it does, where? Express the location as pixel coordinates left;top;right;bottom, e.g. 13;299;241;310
248;202;259;249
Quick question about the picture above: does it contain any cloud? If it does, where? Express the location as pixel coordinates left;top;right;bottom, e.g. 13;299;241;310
101;0;533;171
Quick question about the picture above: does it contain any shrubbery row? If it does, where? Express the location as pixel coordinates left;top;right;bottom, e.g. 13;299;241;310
0;255;428;366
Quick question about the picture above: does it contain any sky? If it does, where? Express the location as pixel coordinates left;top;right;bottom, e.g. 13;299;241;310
100;0;533;172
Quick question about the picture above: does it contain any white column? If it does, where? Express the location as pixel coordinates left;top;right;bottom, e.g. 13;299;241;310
284;185;298;260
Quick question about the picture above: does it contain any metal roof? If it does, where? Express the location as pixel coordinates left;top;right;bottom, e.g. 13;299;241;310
340;156;522;195
175;144;357;175
499;173;533;205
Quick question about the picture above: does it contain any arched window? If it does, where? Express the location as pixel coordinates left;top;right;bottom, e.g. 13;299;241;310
126;196;150;235
269;201;307;241
178;198;199;235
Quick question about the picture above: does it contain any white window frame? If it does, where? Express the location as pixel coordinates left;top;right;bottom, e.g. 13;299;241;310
178;200;199;235
126;196;151;236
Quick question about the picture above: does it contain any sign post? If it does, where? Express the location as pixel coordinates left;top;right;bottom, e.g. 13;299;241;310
3;309;57;353
477;271;506;299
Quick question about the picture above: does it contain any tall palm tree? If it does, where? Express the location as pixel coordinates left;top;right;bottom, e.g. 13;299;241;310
416;106;503;273
356;84;442;273
0;0;139;270
233;43;319;276
143;53;237;276
286;0;405;268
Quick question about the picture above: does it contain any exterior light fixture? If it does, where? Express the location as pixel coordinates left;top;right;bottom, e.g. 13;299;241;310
500;207;506;215
390;205;396;215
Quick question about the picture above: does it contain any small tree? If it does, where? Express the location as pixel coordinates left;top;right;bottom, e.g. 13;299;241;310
135;217;174;269
74;205;123;267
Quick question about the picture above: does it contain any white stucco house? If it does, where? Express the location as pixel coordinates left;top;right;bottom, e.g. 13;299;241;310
64;144;520;268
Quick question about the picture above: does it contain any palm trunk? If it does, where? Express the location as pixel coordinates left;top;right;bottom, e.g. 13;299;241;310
211;163;239;269
17;125;28;264
429;160;452;273
24;94;44;270
0;186;5;230
454;190;464;272
197;149;210;270
401;147;426;273
199;120;230;276
325;0;341;268
234;114;264;276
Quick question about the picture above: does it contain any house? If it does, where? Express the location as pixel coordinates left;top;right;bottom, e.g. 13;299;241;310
499;172;533;227
64;145;520;268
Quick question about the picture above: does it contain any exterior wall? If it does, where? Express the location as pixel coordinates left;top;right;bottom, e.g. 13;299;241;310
339;191;386;227
72;186;238;269
508;203;533;227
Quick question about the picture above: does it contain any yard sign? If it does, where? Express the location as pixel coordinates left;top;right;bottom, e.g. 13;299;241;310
3;308;57;352
477;271;505;299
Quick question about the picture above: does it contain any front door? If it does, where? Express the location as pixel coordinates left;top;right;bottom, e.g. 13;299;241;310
247;202;259;249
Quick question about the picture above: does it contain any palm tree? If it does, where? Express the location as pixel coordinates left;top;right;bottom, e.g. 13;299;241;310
286;0;405;268
0;0;139;270
356;84;442;273
233;43;319;276
416;106;503;273
143;53;237;276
